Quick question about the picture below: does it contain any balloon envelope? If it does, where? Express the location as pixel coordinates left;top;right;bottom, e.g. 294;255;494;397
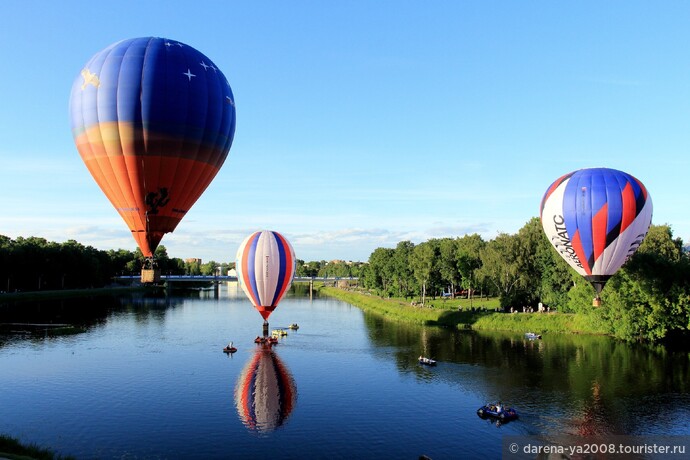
540;167;652;294
236;231;296;321
234;347;297;433
69;37;236;257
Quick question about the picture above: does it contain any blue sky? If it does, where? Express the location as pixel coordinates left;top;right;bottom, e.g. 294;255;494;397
2;1;689;263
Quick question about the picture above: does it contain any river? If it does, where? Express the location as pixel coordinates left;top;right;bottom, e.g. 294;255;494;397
1;283;689;459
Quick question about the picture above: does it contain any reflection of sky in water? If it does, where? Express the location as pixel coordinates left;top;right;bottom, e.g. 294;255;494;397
0;283;688;459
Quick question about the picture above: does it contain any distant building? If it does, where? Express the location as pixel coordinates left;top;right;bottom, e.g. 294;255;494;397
328;260;355;265
185;258;202;265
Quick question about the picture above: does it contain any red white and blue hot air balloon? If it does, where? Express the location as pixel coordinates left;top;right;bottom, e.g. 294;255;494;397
540;167;653;305
69;37;236;258
234;347;297;433
236;231;296;322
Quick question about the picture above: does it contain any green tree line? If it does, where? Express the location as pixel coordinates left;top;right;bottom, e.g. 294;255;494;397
294;259;365;279
0;234;363;294
359;218;690;342
0;235;231;292
4;220;689;342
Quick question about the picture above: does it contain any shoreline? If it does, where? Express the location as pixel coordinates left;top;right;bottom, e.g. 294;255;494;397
318;286;610;336
0;285;150;302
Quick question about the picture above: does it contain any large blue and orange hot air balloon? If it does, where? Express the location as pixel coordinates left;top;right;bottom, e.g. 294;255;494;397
69;37;236;258
234;347;297;433
540;167;653;305
236;230;296;322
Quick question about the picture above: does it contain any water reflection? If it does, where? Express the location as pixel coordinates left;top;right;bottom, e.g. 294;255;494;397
361;311;690;436
234;344;297;433
0;291;189;348
2;290;690;458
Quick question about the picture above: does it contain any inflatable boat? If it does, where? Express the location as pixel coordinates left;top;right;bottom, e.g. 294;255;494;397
476;404;518;421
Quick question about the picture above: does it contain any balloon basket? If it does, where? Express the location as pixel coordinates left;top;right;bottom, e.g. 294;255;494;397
141;268;161;284
262;322;269;338
592;297;602;307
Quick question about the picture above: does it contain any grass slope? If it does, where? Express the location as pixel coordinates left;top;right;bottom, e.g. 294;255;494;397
0;434;74;460
319;286;608;335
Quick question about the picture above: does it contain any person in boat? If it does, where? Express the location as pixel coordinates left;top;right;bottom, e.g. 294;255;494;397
496;402;503;414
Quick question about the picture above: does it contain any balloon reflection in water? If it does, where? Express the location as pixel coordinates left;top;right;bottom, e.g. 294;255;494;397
234;346;297;433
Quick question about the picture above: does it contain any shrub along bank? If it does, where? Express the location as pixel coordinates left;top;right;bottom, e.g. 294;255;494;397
319;286;609;335
0;433;74;460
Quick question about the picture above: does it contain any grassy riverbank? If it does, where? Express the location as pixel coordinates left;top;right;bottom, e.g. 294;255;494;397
0;285;150;302
0;434;73;460
318;286;609;335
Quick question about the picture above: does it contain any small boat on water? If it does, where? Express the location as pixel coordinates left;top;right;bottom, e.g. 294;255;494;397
272;329;288;336
268;336;279;344
223;342;237;353
525;332;542;340
287;323;299;330
254;336;267;344
477;403;519;421
418;356;437;366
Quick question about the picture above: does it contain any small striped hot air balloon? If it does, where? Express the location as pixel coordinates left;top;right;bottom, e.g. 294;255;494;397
234;347;296;433
540;167;653;306
236;230;296;323
69;37;236;259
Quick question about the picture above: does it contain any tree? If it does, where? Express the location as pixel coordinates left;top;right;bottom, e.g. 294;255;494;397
599;225;690;341
455;234;485;299
186;259;202;275
392;241;415;297
201;260;219;275
363;248;396;295
409;241;437;304
318;261;352;278
535;232;573;311
476;233;524;308
296;259;321;277
437;238;459;296
0;234;136;291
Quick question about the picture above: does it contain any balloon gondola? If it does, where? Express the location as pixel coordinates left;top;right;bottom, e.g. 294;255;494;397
69;37;236;281
236;230;296;334
540;167;653;306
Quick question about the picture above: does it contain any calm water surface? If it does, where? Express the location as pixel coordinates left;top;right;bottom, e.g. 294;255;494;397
1;283;689;459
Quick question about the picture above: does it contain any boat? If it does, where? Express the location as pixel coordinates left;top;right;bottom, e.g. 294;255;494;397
476;403;519;421
254;336;267;344
525;332;542;340
272;329;288;336
418;356;437;366
268;336;279;344
223;343;237;353
287;323;299;330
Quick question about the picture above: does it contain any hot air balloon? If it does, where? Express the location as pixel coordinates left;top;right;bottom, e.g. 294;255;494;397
236;231;295;334
234;347;297;433
69;37;236;279
540;167;653;306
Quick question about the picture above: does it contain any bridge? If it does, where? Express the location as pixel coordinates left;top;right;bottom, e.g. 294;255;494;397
116;275;237;283
115;275;357;283
114;274;358;299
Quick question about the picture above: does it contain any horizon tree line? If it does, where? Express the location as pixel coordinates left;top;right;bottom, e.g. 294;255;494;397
3;218;689;342
359;218;690;342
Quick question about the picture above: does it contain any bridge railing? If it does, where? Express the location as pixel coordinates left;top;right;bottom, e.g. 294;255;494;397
114;275;358;282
